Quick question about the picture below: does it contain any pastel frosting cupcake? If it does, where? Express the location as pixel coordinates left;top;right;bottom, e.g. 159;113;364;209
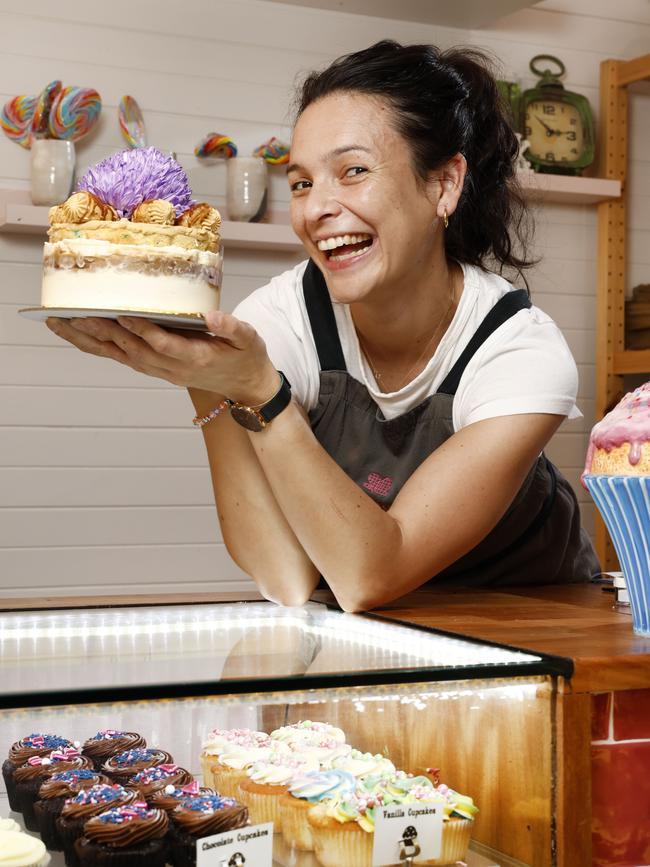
3;734;73;812
168;794;249;867
81;730;146;771
238;753;318;831
200;728;270;786
271;721;346;746
34;768;108;851
280;769;357;851
331;749;396;779
0;830;51;867
290;736;352;768
208;736;288;799
56;783;137;867
75;803;168;867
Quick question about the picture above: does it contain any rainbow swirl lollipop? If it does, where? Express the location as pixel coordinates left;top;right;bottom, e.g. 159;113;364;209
1;95;37;149
194;133;237;159
118;95;146;148
31;80;62;138
48;86;102;142
253;136;290;165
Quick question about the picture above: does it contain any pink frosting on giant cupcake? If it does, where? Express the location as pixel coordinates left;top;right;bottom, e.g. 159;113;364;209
583;383;650;478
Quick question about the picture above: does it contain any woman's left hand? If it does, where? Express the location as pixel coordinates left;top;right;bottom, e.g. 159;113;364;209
46;311;280;405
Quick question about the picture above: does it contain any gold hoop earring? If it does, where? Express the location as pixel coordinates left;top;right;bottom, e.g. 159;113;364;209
443;208;449;229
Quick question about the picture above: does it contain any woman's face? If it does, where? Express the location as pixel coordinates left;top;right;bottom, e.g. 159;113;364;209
288;91;442;305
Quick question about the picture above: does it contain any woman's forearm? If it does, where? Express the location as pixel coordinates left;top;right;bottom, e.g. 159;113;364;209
189;389;320;606
245;400;404;612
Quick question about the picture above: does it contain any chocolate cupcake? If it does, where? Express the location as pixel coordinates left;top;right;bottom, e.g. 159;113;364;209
3;733;73;811
14;749;93;830
75;803;169;867
149;780;216;815
57;784;138;867
34;768;108;851
128;764;193;804
82;730;146;772
102;748;173;784
169;794;249;867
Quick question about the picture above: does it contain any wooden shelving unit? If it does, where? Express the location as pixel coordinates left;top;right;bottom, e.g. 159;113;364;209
0;189;303;252
596;53;650;567
0;173;620;248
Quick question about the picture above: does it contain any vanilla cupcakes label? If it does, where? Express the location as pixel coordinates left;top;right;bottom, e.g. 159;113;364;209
372;802;443;865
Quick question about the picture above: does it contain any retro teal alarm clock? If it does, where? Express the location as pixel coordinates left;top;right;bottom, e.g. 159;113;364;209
520;54;595;175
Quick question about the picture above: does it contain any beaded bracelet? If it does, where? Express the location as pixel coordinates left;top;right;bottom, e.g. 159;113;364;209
192;400;230;428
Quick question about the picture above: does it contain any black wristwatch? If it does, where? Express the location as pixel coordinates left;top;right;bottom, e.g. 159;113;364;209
227;371;292;432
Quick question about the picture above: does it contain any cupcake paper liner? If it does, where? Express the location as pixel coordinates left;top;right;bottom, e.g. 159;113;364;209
416;818;473;865
279;794;315;851
585;475;650;635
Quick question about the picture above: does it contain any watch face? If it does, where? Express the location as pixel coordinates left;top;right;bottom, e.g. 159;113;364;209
524;98;586;165
229;405;265;432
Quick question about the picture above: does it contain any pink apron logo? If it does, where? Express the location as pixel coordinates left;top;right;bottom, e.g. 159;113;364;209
363;472;393;497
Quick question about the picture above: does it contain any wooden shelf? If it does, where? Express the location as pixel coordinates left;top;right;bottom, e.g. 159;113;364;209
0;175;621;246
0;190;303;252
613;350;650;375
516;172;621;204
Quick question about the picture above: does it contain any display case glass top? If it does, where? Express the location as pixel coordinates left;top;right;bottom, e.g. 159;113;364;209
0;601;572;707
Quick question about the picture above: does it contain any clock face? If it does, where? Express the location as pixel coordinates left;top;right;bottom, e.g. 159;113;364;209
524;98;586;165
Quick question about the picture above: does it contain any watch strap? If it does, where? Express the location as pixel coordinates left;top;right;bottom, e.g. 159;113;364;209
257;371;292;423
228;371;292;431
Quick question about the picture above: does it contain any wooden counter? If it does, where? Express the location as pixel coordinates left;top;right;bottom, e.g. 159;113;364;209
360;583;650;694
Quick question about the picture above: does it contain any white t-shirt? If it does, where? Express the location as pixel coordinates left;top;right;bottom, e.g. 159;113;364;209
233;259;581;432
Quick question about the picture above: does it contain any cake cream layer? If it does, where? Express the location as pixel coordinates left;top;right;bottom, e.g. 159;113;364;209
42;238;222;316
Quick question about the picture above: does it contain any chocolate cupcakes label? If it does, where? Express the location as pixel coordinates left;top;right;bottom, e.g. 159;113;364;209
196;821;273;866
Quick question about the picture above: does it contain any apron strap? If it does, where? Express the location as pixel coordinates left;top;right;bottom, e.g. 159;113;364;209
437;289;532;395
303;259;347;371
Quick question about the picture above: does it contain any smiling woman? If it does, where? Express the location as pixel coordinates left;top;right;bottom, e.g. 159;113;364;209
47;40;599;612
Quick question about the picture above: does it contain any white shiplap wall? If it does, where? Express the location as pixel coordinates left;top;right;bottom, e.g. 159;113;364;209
1;0;648;597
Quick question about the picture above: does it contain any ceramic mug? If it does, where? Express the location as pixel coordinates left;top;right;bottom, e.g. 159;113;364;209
30;139;76;206
226;156;268;222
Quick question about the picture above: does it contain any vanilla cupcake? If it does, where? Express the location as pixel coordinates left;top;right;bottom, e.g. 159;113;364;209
0;830;51;866
306;789;387;867
290;736;352;769
0;817;21;832
209;736;288;799
237;752;318;831
199;728;270;786
279;768;356;851
271;721;346;747
331;749;396;780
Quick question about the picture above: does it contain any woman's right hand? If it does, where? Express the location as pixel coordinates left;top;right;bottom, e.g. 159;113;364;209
45;312;281;405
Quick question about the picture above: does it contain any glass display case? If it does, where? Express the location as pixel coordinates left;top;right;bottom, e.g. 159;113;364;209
0;601;572;867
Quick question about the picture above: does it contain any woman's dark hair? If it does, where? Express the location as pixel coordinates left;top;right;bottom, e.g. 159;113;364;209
294;40;536;286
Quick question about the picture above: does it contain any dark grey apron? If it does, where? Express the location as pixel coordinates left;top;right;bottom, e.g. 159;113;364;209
304;260;599;587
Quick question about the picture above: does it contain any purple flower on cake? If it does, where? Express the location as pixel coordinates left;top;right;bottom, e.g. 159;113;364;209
77;147;194;218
